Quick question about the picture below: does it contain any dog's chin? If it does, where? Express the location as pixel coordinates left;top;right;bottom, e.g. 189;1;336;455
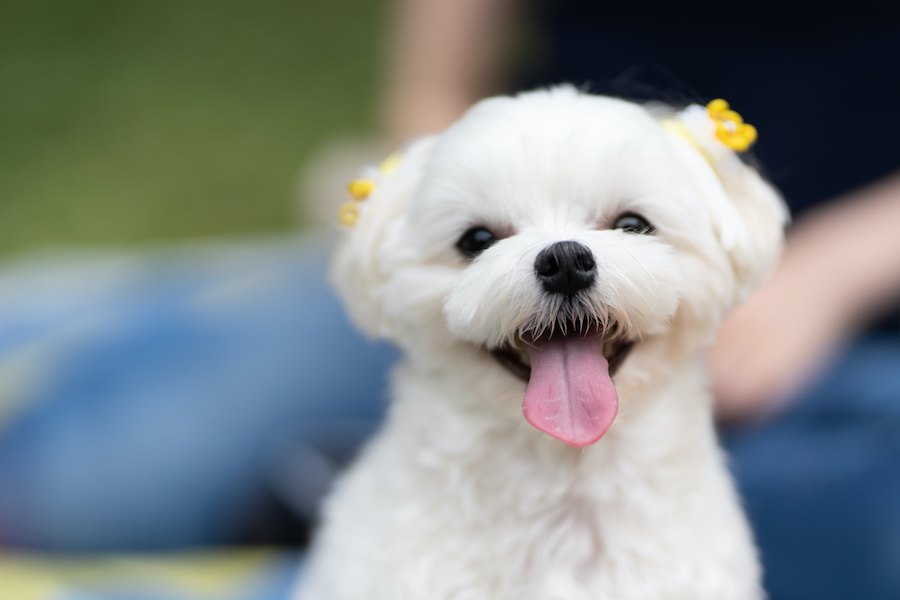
489;326;634;383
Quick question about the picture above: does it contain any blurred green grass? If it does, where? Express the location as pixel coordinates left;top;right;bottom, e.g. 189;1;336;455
0;0;381;254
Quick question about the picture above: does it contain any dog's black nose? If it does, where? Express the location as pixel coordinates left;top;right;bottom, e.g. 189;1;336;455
534;241;596;297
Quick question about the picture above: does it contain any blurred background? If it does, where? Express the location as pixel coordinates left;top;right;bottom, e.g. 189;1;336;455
1;0;381;252
1;1;388;598
1;1;898;599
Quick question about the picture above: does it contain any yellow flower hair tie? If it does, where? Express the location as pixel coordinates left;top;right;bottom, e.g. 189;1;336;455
337;179;370;227
706;99;757;152
338;153;403;227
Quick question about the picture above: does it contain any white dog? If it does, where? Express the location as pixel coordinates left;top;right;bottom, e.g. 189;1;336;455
296;87;787;600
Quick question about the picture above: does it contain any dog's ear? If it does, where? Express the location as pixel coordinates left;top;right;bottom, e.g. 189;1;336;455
330;137;436;339
659;104;789;304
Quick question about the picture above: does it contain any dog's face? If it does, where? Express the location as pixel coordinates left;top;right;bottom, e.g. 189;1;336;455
333;87;786;447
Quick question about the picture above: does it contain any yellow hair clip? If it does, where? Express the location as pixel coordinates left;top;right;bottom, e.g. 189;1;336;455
347;179;374;201
706;99;757;152
338;153;403;227
337;179;372;226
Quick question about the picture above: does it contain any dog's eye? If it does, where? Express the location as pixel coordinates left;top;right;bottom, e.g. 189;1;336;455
456;226;498;258
613;212;655;235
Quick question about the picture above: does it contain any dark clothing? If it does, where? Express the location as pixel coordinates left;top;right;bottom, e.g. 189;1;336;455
530;1;900;216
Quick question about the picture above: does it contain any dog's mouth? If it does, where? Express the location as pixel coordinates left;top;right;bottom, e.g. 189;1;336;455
491;327;633;383
489;324;634;448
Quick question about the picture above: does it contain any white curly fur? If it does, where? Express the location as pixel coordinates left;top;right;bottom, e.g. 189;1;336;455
295;87;787;599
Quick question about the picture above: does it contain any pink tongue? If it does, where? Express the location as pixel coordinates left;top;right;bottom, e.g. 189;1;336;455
523;334;618;448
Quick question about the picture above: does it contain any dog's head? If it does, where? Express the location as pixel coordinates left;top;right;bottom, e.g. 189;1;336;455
332;87;787;447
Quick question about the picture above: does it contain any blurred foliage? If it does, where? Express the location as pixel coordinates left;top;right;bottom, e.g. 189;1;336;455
0;0;381;254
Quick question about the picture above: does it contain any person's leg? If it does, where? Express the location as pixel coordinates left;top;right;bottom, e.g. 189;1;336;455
725;334;900;600
0;237;395;550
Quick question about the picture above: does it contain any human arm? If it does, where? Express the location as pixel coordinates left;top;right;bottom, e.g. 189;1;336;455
711;172;900;422
378;0;517;141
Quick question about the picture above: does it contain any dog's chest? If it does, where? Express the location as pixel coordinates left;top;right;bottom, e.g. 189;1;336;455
405;437;619;587
398;428;741;597
305;416;760;600
401;462;739;599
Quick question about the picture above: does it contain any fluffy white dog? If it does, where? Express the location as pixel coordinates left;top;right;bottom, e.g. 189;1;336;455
296;86;787;599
